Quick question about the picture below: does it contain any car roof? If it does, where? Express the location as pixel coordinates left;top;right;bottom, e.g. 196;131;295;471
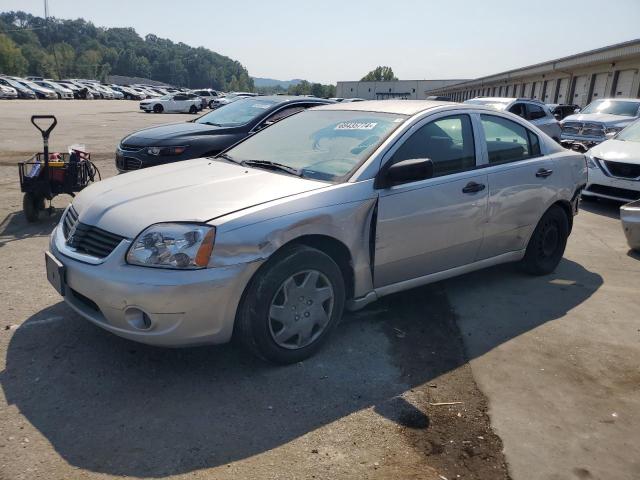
312;99;452;115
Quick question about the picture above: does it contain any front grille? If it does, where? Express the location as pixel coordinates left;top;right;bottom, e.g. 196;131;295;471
116;155;142;170
119;144;142;152
562;121;605;138
602;161;640;180
586;184;640;200
62;207;125;258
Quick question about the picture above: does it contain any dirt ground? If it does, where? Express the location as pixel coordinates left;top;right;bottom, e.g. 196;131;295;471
0;100;509;479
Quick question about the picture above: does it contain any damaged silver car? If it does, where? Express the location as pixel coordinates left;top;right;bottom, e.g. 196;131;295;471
47;100;587;363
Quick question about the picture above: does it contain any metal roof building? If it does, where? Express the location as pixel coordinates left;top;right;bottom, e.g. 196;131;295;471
425;39;640;107
335;79;468;100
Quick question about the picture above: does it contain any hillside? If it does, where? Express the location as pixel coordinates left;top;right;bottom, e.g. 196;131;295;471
252;77;304;89
0;10;253;90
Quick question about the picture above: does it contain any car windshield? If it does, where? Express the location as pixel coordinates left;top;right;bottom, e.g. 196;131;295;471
580;99;640;117
616;120;640;142
195;98;281;127
3;78;24;88
21;80;41;89
464;98;510;110
224;110;408;182
158;94;172;100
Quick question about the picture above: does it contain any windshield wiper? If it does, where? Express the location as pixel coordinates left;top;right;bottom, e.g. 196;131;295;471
217;152;240;164
201;121;223;126
241;160;302;177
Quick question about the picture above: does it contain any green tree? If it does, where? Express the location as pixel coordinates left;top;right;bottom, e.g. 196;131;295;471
0;33;28;74
360;66;397;82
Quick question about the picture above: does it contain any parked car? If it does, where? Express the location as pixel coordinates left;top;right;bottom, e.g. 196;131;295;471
83;82;114;99
191;89;221;109
56;80;82;99
583;119;640;203
119;96;332;171
34;79;74;99
329;97;345;102
109;85;145;100
139;92;202;114
48;100;586;363
426;95;453;101
342;98;366;102
620;200;640;251
62;79;101;99
547;103;580;120
0;76;36;98
11;77;57;99
560;98;640;146
465;97;562;141
0;84;18;99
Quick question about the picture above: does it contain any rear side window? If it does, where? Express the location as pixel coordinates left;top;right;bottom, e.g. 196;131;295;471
480;115;540;164
392;114;476;178
526;104;547;120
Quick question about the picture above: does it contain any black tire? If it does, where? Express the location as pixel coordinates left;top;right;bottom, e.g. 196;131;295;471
209;100;216;109
23;192;44;223
521;205;569;276
189;105;198;114
235;244;346;364
153;104;163;113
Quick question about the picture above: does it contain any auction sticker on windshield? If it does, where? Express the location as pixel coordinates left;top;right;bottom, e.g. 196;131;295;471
335;122;378;130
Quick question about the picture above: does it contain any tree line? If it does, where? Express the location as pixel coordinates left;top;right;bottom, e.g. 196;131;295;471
255;80;336;98
0;11;254;91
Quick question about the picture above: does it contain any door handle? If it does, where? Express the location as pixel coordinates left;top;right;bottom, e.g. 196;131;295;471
536;168;553;178
462;181;486;194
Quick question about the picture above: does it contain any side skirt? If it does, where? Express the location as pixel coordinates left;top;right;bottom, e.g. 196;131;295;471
346;250;526;311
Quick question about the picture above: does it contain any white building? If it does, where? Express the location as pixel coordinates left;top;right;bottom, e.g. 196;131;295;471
335;79;468;100
425;39;640;107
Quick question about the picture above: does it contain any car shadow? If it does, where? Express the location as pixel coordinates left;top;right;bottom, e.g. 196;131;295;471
579;198;623;219
0;259;602;477
0;208;63;249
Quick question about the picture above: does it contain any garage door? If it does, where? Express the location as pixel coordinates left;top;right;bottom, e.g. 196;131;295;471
533;82;543;100
543;80;556;103
614;69;636;97
524;83;533;98
590;73;609;102
556;77;570;103
572;75;590;107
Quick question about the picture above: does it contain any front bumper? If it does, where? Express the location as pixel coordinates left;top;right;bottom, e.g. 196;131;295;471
560;133;605;145
49;223;261;347
583;164;640;202
621;200;640;251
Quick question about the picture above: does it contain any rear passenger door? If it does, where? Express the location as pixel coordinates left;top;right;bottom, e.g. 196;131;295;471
477;114;555;260
374;113;489;287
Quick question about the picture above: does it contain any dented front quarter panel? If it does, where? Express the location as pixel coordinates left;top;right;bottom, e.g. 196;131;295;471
210;179;378;298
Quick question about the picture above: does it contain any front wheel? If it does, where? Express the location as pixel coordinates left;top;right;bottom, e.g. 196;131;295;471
153;104;163;113
521;205;569;275
235;245;345;364
189;105;198;114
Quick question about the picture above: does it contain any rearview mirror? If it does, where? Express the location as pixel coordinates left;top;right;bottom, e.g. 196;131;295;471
379;158;434;188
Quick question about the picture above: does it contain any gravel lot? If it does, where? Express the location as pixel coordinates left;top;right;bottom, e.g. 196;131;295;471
0;100;638;480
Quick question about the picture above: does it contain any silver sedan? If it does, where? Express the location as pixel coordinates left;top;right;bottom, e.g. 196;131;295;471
47;100;587;363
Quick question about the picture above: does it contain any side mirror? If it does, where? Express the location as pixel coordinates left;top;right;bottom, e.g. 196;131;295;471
605;131;617;140
574;108;581;114
379;158;434;188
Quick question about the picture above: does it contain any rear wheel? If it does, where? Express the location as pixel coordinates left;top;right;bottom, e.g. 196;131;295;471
153;104;163;113
521;205;569;275
236;244;345;364
209;100;216;109
23;192;45;223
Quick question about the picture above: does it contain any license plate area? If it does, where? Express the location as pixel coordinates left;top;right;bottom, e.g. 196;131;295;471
45;251;65;296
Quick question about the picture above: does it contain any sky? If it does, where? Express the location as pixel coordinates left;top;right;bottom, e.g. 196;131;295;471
2;0;640;84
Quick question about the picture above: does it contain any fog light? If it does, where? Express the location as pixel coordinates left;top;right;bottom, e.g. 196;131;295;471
125;307;153;330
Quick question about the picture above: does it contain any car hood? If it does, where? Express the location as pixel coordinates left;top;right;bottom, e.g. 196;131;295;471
72;158;328;238
589;139;640;164
121;122;232;146
563;113;635;126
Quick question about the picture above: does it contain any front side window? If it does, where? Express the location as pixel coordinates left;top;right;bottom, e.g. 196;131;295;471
508;103;526;118
225;110;408;182
580;99;640;117
391;115;476;177
526;104;547;120
481;115;539;164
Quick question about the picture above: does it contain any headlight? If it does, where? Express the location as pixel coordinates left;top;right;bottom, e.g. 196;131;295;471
585;154;598;169
147;146;188;156
126;223;215;269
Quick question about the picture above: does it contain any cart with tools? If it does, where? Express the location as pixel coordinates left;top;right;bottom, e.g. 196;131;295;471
17;115;100;222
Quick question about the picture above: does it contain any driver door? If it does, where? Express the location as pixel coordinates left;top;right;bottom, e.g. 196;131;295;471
374;113;488;287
